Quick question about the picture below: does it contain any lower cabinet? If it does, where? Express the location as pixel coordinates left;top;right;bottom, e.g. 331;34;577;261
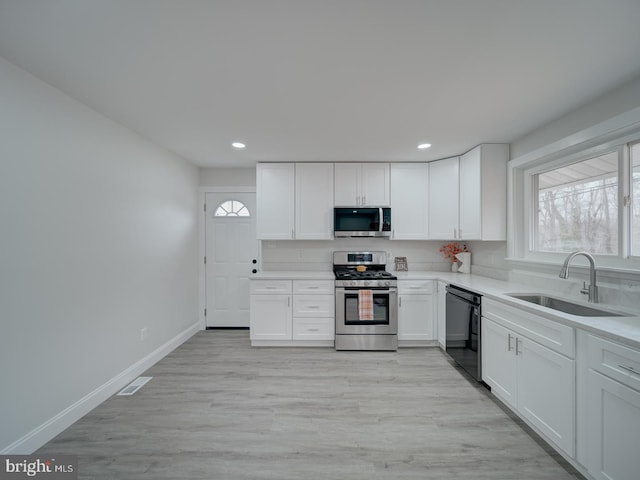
584;333;640;480
397;280;436;346
250;293;292;341
482;299;575;457
250;279;334;346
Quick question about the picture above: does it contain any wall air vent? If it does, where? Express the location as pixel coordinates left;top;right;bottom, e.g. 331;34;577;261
117;376;152;396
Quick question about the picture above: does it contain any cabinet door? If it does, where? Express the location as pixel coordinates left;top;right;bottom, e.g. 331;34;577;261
517;337;575;456
249;294;292;340
437;281;447;349
481;317;517;408
295;163;334;239
398;294;434;341
361;163;390;206
390;163;428;239
334;163;360;205
428;157;459;240
586;370;640;480
256;163;295;239
459;147;482;240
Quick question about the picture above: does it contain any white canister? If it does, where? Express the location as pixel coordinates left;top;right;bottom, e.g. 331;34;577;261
456;252;471;273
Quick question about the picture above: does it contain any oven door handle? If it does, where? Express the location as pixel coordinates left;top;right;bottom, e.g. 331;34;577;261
336;288;396;294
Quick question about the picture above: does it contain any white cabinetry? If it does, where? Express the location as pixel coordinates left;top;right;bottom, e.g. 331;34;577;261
436;281;447;349
295;163;334;239
398;280;436;346
256;163;295;239
250;280;292;342
482;298;575;456
428;144;508;240
428;157;459;239
459;144;508;240
292;280;335;343
257;163;334;240
584;334;640;480
334;163;390;206
390;163;428;239
250;278;334;346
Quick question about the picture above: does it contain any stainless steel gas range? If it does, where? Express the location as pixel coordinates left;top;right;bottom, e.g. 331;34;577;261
333;251;398;351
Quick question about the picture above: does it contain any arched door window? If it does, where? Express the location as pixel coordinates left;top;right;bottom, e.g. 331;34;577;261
214;200;250;217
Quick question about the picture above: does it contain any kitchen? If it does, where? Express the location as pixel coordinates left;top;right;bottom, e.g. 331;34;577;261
2;2;640;479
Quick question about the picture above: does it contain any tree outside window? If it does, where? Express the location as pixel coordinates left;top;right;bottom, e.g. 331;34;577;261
535;152;618;255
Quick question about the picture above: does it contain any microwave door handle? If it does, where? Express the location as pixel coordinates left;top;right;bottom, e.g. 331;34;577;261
379;208;383;232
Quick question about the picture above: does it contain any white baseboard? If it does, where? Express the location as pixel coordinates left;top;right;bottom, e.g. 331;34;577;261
1;321;201;455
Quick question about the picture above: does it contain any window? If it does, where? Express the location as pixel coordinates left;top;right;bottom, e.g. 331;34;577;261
535;152;618;255
214;200;250;217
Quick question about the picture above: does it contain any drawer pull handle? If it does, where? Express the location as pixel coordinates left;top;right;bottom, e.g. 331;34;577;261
307;286;319;289
307;305;320;309
618;364;640;376
308;328;319;332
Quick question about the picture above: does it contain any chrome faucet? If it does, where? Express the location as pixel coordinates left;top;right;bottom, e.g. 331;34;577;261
559;251;598;303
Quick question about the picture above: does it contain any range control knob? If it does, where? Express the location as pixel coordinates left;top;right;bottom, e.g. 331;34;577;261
364;280;371;286
383;280;390;287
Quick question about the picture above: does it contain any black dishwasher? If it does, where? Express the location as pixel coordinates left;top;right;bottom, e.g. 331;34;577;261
445;285;482;382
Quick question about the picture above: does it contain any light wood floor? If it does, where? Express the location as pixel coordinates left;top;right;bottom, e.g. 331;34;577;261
38;330;585;479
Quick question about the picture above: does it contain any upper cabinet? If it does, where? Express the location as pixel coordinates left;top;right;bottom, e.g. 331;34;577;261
390;163;429;239
428;144;508;241
257;163;334;240
295;163;334;240
459;144;509;241
257;163;295;240
334;163;390;206
428;157;459;240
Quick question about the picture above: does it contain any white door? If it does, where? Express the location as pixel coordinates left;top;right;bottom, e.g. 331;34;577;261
428;157;460;239
205;192;259;327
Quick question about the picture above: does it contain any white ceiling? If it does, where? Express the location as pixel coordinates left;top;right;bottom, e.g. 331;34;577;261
1;1;640;168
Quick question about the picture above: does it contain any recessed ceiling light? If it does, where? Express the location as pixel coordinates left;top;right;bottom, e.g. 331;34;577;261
417;143;431;150
232;142;246;149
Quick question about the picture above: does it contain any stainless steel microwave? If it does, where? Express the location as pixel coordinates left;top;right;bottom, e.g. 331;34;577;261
334;207;391;237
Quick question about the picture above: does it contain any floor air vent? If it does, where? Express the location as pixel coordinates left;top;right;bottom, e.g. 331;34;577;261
117;376;152;396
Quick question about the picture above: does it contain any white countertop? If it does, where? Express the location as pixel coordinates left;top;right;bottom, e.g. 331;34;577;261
253;270;640;348
251;271;335;280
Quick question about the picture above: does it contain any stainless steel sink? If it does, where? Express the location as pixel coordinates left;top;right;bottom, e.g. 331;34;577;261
507;294;628;317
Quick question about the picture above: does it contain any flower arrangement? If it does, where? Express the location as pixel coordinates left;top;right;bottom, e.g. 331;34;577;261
439;242;468;263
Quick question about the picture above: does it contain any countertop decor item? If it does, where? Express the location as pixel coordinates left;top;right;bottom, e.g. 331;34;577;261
457;252;471;273
439;242;468;265
394;256;408;271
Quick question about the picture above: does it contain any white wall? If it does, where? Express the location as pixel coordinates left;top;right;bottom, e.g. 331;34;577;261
0;57;199;453
199;167;255;187
511;75;640;159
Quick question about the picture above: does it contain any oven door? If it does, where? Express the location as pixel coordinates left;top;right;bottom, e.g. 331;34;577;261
335;287;398;335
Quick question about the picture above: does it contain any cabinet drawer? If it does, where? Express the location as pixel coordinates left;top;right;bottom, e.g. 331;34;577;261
293;295;335;317
293;280;334;295
398;280;434;294
587;334;640;391
250;280;292;294
293;317;335;340
483;298;575;358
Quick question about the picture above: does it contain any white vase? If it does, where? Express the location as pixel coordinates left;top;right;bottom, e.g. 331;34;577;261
451;262;459;273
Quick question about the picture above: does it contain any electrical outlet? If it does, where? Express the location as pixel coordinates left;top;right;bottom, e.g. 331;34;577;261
140;327;148;341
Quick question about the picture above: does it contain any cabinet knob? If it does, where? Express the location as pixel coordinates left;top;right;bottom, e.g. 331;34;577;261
252;259;257;264
252;269;257;274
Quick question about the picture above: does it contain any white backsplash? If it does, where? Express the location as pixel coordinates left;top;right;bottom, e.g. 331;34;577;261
260;238;511;277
